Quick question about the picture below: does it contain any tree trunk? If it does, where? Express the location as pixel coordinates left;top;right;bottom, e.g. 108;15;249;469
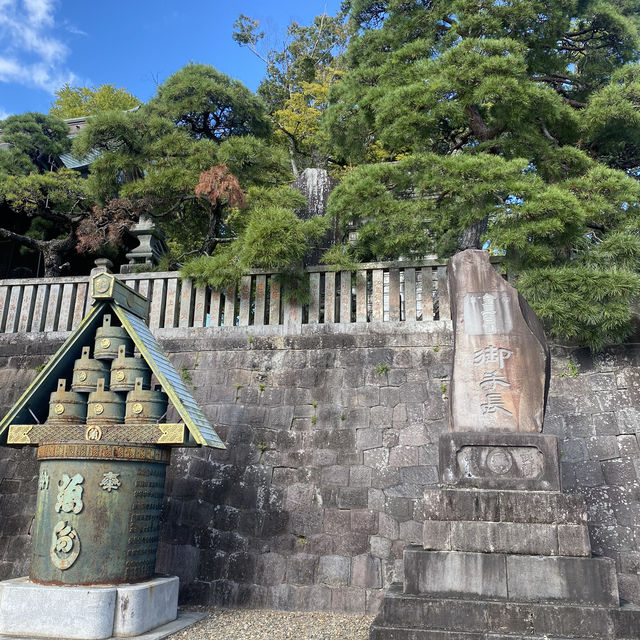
458;217;488;251
41;235;76;277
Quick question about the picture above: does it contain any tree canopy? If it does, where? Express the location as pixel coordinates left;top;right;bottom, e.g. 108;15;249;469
49;84;140;119
72;64;326;290
3;4;640;349
323;0;640;349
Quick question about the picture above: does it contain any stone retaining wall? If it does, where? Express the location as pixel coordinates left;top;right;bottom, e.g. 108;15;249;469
0;326;638;612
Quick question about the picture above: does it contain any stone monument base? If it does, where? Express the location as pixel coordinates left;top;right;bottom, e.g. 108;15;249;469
371;486;640;639
0;575;179;639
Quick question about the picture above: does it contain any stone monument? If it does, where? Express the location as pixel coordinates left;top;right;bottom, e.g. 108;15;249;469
0;273;223;639
371;250;640;639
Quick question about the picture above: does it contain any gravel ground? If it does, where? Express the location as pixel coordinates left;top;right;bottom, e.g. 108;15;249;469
171;608;375;640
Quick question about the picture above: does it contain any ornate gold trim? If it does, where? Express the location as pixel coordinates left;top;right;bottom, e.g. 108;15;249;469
7;425;33;444
158;423;185;444
37;443;171;463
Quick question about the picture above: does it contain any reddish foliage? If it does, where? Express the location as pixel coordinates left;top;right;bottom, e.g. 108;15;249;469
194;164;246;209
76;198;152;253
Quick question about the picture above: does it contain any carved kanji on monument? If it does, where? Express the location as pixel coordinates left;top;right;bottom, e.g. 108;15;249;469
448;250;550;433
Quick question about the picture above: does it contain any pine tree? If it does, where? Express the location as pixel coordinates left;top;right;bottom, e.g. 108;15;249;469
74;64;326;287
324;0;640;349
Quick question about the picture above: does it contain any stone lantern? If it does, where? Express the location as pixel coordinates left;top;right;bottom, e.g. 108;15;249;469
0;273;224;639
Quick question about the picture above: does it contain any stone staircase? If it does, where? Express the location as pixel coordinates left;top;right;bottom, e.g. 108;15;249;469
370;435;640;640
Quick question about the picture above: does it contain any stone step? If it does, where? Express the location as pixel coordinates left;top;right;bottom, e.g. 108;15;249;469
423;489;587;525
372;584;640;640
370;627;640;640
422;519;591;557
403;548;619;606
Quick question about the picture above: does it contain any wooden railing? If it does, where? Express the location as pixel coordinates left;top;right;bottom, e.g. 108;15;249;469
0;259;453;334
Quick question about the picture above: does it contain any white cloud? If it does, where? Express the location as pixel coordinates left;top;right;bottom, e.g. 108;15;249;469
0;0;78;93
0;107;10;120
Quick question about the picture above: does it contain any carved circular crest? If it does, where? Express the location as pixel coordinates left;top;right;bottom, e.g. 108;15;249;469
95;277;110;293
486;448;513;475
77;371;87;382
115;371;126;382
132;402;144;415
93;403;104;415
85;425;103;441
100;338;111;349
54;403;65;415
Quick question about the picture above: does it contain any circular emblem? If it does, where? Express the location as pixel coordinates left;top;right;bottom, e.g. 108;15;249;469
132;402;144;415
77;371;87;382
486;448;513;475
115;371;126;382
100;338;111;349
95;276;110;293
94;403;104;415
54;403;65;415
85;425;102;441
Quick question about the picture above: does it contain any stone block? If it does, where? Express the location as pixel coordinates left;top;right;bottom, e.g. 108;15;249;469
285;553;317;586
255;553;286;585
338;487;369;509
439;432;560;491
449;521;558;556
113;575;179;637
602;459;638;485
317;555;350;587
585;435;619;461
351;554;382;588
506;555;619;606
557;524;591;557
400;465;438;485
0;577;116;639
370;536;393;559
389;446;419;467
331;586;366;613
498;491;587;525
571;460;605;488
422;520;451;551
323;509;351;534
350;509;378;533
350;465;372;487
617;434;640;458
561;437;588;462
321;465;350;486
403;548;508;599
443;489;501;522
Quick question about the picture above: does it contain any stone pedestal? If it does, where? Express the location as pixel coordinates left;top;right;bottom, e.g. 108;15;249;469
0;575;179;639
370;453;640;639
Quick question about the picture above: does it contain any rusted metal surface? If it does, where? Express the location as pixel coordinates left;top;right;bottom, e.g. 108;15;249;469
110;345;151;392
71;346;110;393
94;315;133;360
125;378;168;425
30;447;168;585
47;379;87;425
86;379;125;425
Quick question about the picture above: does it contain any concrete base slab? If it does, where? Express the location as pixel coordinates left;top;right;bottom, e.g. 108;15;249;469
0;610;206;640
0;576;180;640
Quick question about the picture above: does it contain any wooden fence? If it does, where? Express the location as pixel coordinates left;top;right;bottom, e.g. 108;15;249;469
0;260;453;334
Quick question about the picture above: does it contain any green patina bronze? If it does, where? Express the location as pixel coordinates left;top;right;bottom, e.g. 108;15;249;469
31;445;168;585
0;271;224;585
109;346;152;392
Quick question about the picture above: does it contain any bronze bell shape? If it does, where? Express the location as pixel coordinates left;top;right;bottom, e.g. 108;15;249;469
47;379;87;425
94;314;133;361
86;379;125;424
125;378;168;424
71;346;110;393
110;345;151;392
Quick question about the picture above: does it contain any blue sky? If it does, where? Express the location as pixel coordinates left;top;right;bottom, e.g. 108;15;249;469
0;0;344;119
